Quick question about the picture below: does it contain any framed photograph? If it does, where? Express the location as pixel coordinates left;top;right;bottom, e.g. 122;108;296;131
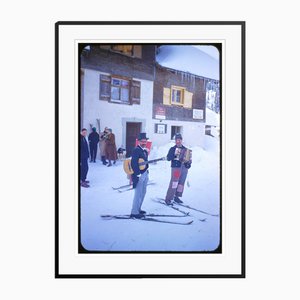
55;21;245;278
155;124;167;134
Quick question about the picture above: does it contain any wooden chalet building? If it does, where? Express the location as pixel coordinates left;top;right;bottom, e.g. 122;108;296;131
152;63;207;147
80;44;219;157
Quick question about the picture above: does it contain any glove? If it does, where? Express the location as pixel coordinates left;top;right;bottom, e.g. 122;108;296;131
184;162;191;169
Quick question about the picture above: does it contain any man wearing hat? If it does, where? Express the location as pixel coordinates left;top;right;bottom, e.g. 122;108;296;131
130;132;149;218
88;127;99;163
165;133;192;205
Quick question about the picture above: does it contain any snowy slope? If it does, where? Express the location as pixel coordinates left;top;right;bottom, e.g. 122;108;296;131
81;135;220;252
156;45;219;80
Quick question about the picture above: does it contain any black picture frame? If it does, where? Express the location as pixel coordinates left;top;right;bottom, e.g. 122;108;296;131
55;21;246;278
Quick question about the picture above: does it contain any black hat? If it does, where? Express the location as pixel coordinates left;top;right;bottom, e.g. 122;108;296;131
175;133;182;140
92;127;96;132
137;132;149;140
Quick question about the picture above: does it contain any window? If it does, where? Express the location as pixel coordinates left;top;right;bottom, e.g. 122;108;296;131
171;86;184;105
99;74;141;105
111;78;130;103
111;45;133;56
99;45;142;58
171;126;182;140
163;85;193;108
154;124;167;134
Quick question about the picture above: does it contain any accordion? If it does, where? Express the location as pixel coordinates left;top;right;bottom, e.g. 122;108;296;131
178;148;192;163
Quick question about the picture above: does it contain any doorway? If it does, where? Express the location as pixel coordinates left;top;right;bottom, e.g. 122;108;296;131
126;122;141;157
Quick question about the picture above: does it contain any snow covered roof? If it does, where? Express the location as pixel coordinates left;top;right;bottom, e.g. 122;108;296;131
193;45;219;60
156;45;219;81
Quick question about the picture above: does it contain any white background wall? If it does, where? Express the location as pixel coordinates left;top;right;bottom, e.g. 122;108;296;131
1;1;300;300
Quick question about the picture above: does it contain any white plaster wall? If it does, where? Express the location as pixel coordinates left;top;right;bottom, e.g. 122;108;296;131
150;119;205;149
82;68;154;149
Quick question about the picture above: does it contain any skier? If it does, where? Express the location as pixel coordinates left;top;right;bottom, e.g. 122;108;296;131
165;133;191;204
130;132;149;218
88;127;99;162
80;128;90;188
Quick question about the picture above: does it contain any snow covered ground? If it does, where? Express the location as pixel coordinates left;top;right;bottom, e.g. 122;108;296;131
81;135;220;252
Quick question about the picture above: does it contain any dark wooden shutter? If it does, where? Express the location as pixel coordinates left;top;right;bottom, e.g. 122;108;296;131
100;74;111;100
131;80;141;104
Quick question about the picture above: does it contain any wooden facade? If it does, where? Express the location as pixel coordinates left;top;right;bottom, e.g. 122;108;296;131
81;45;209;121
153;64;207;122
81;45;156;82
81;44;217;148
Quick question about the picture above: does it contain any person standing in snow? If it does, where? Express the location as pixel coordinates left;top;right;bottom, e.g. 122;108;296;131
165;133;191;204
104;128;118;167
80;128;90;188
99;127;108;165
130;133;149;218
88;127;99;163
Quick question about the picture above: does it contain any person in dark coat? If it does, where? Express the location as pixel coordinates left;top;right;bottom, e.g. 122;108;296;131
165;133;191;204
130;132;149;218
80;128;90;188
88;127;99;162
104;128;118;167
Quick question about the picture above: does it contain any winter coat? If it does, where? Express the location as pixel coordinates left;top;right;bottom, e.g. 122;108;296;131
105;133;117;160
99;132;107;155
167;145;192;169
80;135;89;160
131;145;149;188
88;131;99;145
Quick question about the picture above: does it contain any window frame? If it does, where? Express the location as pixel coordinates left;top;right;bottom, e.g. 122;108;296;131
171;85;185;106
110;76;131;104
99;45;142;58
111;45;134;57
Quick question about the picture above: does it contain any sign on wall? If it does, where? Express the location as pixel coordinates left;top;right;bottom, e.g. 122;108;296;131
155;105;166;119
154;123;167;134
193;109;204;120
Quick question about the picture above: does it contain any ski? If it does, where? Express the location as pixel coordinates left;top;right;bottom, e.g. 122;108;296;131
112;180;155;191
117;181;156;193
101;213;188;219
174;203;219;217
112;183;131;190
152;198;207;221
101;215;193;225
151;198;190;216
